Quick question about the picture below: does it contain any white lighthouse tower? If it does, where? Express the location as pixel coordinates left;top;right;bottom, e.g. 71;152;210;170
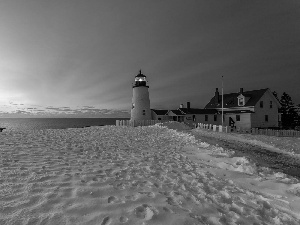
131;70;151;121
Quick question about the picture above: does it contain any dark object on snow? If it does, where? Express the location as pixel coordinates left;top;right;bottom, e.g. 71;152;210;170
0;128;6;132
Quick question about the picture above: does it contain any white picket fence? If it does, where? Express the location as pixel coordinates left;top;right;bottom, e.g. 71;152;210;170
196;123;229;133
196;123;300;137
116;120;169;127
248;128;300;137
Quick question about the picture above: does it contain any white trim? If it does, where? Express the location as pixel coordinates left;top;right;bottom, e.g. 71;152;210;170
237;94;245;106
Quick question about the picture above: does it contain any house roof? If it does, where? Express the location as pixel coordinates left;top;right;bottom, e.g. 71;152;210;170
179;108;219;114
223;110;254;114
205;88;269;108
151;109;168;115
169;110;185;116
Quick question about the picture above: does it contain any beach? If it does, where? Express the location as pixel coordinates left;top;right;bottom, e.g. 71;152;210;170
1;123;300;225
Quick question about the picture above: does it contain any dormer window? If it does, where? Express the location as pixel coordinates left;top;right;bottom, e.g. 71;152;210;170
238;98;244;106
237;94;245;106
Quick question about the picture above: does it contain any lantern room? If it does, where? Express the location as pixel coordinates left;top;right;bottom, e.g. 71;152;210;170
133;70;149;88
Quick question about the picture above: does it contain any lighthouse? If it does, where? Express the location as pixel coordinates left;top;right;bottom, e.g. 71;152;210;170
131;70;151;121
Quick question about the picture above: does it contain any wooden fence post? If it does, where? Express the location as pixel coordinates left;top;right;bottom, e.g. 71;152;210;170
218;125;222;132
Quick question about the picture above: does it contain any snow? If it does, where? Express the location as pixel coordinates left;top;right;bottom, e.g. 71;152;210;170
191;126;300;157
0;122;299;224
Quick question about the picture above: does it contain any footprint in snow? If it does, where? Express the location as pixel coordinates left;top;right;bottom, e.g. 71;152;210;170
139;191;155;198
162;206;174;213
108;196;118;203
125;194;139;201
134;204;158;220
119;216;128;223
100;216;111;225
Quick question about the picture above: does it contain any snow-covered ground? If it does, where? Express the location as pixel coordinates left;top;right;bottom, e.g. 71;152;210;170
191;126;300;156
0;123;299;224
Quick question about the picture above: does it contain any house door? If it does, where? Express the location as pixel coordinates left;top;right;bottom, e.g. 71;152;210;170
173;116;177;121
229;117;235;127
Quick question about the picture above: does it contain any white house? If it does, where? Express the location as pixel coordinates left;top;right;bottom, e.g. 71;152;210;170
204;88;281;128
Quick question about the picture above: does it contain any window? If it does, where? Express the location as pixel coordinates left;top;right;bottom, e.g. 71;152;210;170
158;118;161;120
205;115;208;121
265;115;268;122
260;101;263;108
193;115;196;121
214;115;217;121
238;98;244;106
238;97;245;106
270;101;273;108
142;110;145;115
236;115;240;121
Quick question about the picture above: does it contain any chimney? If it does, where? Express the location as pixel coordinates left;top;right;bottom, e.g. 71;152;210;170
240;88;243;94
187;102;191;110
179;103;184;108
215;88;219;104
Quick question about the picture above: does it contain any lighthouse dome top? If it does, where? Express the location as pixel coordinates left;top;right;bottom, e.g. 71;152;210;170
135;70;146;78
133;70;149;88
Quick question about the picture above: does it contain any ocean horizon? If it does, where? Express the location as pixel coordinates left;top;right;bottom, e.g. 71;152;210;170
0;118;130;131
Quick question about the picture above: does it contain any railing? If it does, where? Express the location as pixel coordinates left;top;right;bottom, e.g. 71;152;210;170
116;120;169;127
196;122;300;137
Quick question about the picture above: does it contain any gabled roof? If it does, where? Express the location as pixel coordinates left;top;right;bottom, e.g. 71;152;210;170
169;110;185;116
151;109;168;115
179;108;218;114
205;88;269;108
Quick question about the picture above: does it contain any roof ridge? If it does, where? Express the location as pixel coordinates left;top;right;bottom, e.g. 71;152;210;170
223;88;268;96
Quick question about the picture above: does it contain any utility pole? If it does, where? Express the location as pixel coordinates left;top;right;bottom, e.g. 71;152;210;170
221;75;224;126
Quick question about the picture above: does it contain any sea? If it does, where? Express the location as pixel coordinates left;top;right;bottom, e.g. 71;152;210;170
0;118;129;131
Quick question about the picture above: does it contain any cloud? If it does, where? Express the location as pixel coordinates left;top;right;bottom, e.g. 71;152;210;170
45;107;61;110
0;0;299;113
15;110;28;114
0;104;130;118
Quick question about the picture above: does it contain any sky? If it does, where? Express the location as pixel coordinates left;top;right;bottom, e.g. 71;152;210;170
0;0;299;118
